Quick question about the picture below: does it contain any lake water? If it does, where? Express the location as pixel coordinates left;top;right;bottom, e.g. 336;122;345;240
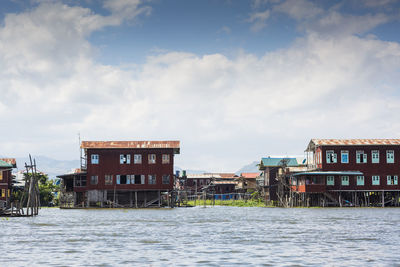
1;207;400;266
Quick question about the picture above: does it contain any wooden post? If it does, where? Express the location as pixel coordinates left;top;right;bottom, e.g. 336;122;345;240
135;191;138;208
158;190;161;207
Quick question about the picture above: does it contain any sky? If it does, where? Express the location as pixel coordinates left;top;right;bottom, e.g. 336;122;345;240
1;0;400;172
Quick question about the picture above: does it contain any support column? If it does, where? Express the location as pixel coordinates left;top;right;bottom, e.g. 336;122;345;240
382;191;385;208
158;190;161;207
135;191;138;208
129;191;133;208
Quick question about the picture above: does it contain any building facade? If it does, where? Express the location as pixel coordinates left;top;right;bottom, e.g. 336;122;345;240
0;158;17;209
58;141;180;208
291;139;400;207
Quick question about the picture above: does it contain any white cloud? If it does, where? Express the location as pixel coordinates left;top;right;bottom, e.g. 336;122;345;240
247;9;271;32
0;1;400;171
273;0;323;20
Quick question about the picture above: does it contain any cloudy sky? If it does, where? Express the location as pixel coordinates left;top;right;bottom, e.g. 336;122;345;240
1;0;400;172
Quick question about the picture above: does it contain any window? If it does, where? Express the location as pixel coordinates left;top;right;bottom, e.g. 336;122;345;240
341;151;349;163
120;154;131;164
105;175;113;185
357;176;364;186
90;175;98;185
1;189;5;198
387;175;398;185
91;154;99;164
75;176;87;187
387;150;394;163
356;151;367;163
0;171;2;181
326;150;337;163
134;154;142;164
162;175;170;184
372;175;380;185
132;174;145;184
162;154;170;164
148;175;156;184
372;150;379;164
148;154;156;164
116;175;130;184
327;176;334;186
341;176;349;186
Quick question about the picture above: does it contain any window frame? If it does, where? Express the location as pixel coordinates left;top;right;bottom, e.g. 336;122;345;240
162;175;170;184
386;150;394;163
162;154;170;164
91;154;99;164
326;176;334;186
134;154;142;164
356;175;364;186
341;176;349;186
356;150;367;164
105;175;113;185
326;150;337;164
90;175;98;185
371;150;379;164
148;174;156;184
372;175;380;185
341;151;349;164
387;175;398;185
148;154;156;164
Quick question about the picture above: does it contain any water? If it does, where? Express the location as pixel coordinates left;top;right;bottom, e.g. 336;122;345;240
1;207;400;266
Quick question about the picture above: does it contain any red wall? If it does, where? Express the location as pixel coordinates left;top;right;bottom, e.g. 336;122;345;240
318;145;400;191
84;148;175;191
0;169;12;200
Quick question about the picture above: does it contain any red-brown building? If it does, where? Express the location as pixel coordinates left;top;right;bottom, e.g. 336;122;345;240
0;158;17;209
291;139;400;207
58;141;180;208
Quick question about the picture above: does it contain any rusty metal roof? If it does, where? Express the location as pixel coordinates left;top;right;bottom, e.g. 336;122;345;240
307;139;400;151
81;141;180;151
0;158;16;168
240;172;260;178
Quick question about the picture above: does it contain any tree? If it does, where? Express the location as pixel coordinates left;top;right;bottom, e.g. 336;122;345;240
22;172;60;206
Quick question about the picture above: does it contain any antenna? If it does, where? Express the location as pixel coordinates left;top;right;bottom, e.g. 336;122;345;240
78;132;81;170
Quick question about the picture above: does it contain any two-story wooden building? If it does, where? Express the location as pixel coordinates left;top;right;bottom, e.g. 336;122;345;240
58;141;180;208
291;139;400;207
0;158;17;209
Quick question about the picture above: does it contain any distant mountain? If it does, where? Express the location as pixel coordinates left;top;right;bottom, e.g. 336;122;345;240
13;156;79;179
235;161;260;175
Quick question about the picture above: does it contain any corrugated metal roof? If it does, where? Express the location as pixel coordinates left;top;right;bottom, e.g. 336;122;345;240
213;181;238;185
311;139;400;146
81;141;180;150
0;160;13;168
0;158;16;167
261;157;299;167
240;172;260;178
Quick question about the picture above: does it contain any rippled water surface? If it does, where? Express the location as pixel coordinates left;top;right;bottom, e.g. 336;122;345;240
1;207;400;266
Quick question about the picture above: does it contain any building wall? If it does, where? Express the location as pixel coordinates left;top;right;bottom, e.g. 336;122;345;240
314;144;400;191
0;169;12;201
84;148;175;191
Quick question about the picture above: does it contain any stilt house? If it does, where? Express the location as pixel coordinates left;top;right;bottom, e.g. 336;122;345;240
0;158;17;209
291;139;400;207
58;141;180;208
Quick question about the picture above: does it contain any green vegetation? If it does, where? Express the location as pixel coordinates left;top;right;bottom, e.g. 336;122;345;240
12;173;60;207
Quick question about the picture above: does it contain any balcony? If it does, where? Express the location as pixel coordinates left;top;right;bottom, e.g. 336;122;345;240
291;184;326;193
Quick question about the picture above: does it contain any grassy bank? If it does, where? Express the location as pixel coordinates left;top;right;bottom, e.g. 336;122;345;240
186;199;274;207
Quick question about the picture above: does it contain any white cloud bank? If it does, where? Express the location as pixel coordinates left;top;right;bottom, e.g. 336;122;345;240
0;0;400;171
